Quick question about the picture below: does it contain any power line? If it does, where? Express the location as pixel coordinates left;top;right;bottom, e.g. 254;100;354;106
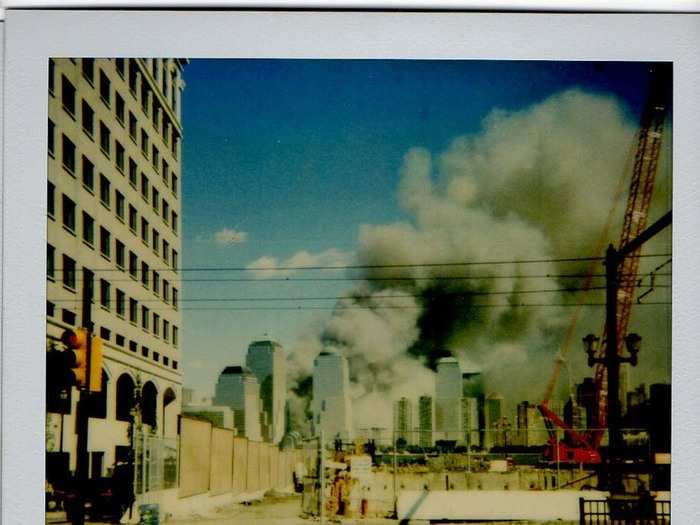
49;284;671;304
53;252;672;273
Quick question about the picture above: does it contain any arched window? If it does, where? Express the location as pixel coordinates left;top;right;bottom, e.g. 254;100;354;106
88;369;109;419
142;381;158;427
116;374;135;422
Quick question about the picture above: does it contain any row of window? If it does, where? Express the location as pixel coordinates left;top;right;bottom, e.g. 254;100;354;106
49;58;181;161
48;130;179;238
48;184;179;280
49;88;180;206
47;302;179;375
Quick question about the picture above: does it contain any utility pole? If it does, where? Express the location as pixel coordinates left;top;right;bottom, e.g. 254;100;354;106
71;270;94;525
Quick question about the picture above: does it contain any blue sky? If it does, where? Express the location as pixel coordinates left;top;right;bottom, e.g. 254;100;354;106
179;60;661;400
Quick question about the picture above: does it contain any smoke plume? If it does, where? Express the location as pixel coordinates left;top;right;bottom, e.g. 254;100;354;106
284;89;670;433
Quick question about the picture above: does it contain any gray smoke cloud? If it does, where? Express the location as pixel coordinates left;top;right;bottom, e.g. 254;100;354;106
285;88;671;433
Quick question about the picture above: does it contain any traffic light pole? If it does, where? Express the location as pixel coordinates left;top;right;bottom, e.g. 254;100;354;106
70;272;94;525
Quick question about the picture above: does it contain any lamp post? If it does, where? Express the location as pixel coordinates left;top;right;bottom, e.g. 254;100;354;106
583;327;642;493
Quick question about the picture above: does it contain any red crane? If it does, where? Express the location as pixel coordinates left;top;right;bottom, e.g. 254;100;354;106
538;64;670;464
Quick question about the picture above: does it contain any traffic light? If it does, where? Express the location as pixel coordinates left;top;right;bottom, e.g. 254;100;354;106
60;328;103;392
61;328;88;389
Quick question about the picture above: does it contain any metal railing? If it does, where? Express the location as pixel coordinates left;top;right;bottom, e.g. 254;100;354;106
579;497;670;524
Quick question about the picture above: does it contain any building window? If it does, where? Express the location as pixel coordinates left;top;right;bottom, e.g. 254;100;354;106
151;188;159;213
116;289;125;317
62;309;76;326
81;100;94;137
141;262;149;287
162;200;169;223
152;229;160;254
115;93;125;124
116;240;125;269
152;146;159;171
82;212;94;246
162;160;169;184
162;320;169;342
47;301;56;317
62;135;76;174
129;158;137;187
152;271;160;295
99;122;111;156
141;218;149;243
115;58;125;78
140;173;149;201
153;314;159;337
162;240;169;262
47;182;55;217
100;279;111;309
152;352;160;363
115;141;125;172
129;341;137;353
99;174;110;207
128;59;138;94
62;75;76;117
171;173;178;197
129;112;137;142
171;212;178;233
172;360;178;370
172;326;178;347
115;191;125;221
62;195;76;233
82;156;94;191
100;227;111;259
163;119;170;146
48;120;56;157
116;374;135;422
99;70;111;106
141;306;150;330
172;287;178;309
141;382;157;426
141;81;149;115
163;356;169;366
128;205;137;232
81;58;94;84
141;129;149;157
141;346;149;358
47;244;55;279
116;334;125;347
128;252;138;279
129;298;138;324
62;255;76;290
49;59;55;94
163;280;170;303
171;251;178;272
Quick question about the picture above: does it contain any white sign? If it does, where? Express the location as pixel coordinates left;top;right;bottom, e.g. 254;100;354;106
349;455;372;479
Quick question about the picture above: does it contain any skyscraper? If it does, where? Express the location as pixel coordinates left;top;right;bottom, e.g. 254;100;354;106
245;339;286;443
312;350;353;440
393;397;414;445
214;366;262;441
418;396;435;448
46;58;186;478
461;397;479;447
484;393;504;449
435;357;462;441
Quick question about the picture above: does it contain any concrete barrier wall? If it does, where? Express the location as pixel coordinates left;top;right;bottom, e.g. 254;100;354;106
246;441;261;492
178;416;296;501
179;417;213;498
232;437;248;495
210;427;234;495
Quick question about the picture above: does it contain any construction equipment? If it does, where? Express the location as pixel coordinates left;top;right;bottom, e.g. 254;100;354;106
538;63;670;464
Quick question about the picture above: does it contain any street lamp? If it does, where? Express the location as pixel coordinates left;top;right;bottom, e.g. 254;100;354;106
582;334;600;367
624;333;642;366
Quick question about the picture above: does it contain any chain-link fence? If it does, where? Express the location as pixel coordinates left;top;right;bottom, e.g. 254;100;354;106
134;431;179;494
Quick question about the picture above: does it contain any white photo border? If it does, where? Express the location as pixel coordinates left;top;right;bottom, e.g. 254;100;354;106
3;10;699;524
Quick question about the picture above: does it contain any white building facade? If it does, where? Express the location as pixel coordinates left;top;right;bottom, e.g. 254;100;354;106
46;58;186;481
312;351;353;440
245;339;286;444
214;367;262;441
435;357;463;441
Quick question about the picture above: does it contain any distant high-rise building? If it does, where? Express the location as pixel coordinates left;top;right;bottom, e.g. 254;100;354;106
576;377;598;430
393;397;414;445
435;357;462;441
564;398;586;433
484;393;504;449
516;400;549;447
461;397;479;447
214;366;262;441
418;396;435;448
312;350;353;440
246;339;286;443
182;388;195;406
463;372;485;447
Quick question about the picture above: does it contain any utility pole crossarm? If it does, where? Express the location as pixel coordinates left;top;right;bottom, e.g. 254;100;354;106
619;210;672;260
